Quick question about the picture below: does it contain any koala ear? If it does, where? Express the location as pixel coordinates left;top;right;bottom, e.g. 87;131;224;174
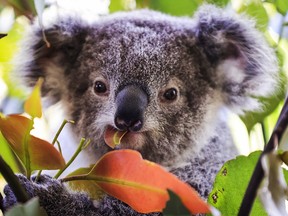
194;5;279;114
16;16;88;103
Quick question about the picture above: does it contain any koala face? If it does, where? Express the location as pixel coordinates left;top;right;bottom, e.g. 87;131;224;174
18;5;279;168
66;20;214;166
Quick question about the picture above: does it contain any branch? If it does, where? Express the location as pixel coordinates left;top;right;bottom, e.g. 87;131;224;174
0;34;7;39
238;97;288;215
0;155;29;204
0;192;3;213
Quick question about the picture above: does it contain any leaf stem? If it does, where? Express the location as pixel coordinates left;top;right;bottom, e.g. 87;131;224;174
24;118;34;180
54;138;89;179
0;155;29;204
36;119;74;181
52;120;75;145
238;97;288;215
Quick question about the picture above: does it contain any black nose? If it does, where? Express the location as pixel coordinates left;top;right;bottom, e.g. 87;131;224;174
114;85;148;132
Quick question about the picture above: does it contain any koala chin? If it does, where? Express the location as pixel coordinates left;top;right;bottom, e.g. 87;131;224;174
16;4;279;202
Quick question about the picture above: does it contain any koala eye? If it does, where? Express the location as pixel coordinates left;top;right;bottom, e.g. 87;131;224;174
163;88;178;101
94;81;107;94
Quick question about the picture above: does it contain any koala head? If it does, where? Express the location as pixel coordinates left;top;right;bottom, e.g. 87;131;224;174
17;5;279;167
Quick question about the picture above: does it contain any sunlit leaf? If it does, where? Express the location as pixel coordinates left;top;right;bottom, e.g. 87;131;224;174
259;151;288;215
208;151;267;216
0;114;65;171
206;0;228;7
148;0;200;16
238;2;269;32
276;0;288;15
0;17;29;98
0;132;19;172
241;71;286;133
109;0;127;12
67;166;105;200
87;150;210;214
5;197;48;216
24;78;43;118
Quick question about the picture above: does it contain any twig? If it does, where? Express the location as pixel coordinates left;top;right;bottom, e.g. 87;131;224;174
0;192;3;213
54;138;90;179
238;97;288;215
0;155;29;204
0;34;7;39
36;119;74;181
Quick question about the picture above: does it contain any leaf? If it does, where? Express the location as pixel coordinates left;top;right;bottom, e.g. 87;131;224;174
5;197;48;216
0;132;18;172
208;151;268;216
0;18;29;98
104;127;127;149
276;0;288;15
86;150;210;214
24;78;43;118
0;114;65;171
66;166;105;200
109;0;127;13
258;151;288;216
163;190;190;216
238;2;269;32
148;0;200;16
241;71;286;133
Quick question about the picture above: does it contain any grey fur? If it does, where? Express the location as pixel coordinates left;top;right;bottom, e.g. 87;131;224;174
3;4;279;216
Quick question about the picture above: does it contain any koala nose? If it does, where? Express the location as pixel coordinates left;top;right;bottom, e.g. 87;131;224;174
114;85;148;132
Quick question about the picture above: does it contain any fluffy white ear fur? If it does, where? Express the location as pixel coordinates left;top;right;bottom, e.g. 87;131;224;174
216;58;279;115
194;5;280;115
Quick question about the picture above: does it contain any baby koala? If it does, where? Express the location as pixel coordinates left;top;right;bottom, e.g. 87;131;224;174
3;4;279;216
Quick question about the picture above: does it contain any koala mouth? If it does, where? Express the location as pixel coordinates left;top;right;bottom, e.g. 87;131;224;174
104;126;128;149
103;125;145;150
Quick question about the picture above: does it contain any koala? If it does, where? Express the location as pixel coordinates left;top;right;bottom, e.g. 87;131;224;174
2;4;279;216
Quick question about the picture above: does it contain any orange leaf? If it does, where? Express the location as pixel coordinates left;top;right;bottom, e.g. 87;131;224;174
88;150;210;214
29;136;66;170
0;114;65;171
0;114;31;160
24;78;43;118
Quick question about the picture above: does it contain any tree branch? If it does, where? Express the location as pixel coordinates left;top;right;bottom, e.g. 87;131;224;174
0;155;29;204
238;97;288;215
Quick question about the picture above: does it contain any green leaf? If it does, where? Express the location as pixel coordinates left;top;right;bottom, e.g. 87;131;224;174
0;132;18;172
238;2;269;32
240;70;286;133
276;0;288;15
205;0;229;7
0;18;28;99
208;151;267;216
148;0;201;16
163;190;190;216
109;0;127;12
5;197;48;216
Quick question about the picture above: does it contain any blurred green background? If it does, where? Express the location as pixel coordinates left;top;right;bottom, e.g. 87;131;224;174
0;0;287;181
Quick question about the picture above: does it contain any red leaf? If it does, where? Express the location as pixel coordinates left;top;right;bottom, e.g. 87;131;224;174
0;114;65;171
88;150;210;214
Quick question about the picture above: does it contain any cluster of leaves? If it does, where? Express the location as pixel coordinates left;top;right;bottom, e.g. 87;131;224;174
0;80;211;215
